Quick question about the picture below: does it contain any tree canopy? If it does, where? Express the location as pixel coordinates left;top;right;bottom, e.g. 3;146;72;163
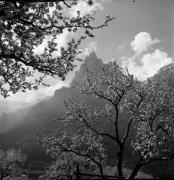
44;128;107;178
0;148;26;179
0;1;113;97
44;62;174;179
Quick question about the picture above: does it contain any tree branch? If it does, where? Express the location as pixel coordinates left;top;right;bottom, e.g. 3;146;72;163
141;154;174;166
122;117;133;144
58;143;101;168
79;114;116;142
114;105;122;145
122;90;145;145
0;53;61;77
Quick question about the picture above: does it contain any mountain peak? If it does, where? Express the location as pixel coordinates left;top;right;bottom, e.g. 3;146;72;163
86;51;97;58
83;51;102;67
70;52;104;87
153;63;174;88
157;63;174;73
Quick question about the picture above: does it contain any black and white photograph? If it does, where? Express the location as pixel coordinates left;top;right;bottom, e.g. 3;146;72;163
0;0;173;179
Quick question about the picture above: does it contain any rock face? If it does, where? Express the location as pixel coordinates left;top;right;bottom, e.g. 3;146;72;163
0;52;174;175
0;52;174;138
70;51;104;87
156;63;174;87
157;63;174;73
0;52;105;148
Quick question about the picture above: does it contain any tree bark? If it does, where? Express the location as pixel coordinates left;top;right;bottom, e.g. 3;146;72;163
0;170;6;180
75;164;80;180
0;174;5;180
128;163;142;180
98;165;105;180
117;145;124;178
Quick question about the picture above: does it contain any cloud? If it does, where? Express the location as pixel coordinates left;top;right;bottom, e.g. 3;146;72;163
1;79;69;112
131;32;159;55
120;32;173;81
72;41;98;70
69;0;103;17
2;40;98;111
83;41;98;56
0;1;112;112
121;49;173;81
33;29;70;56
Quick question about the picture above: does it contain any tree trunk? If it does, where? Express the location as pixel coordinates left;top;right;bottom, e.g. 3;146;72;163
0;171;5;180
128;163;142;180
117;145;124;178
75;164;80;180
0;175;4;180
99;165;105;180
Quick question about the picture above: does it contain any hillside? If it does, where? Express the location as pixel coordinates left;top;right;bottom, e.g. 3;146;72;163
0;53;174;178
0;52;107;158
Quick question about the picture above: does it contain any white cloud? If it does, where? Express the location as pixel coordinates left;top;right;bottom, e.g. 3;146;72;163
1;79;69;112
131;32;159;55
83;41;98;56
0;0;110;112
120;32;173;81
122;49;173;81
72;41;98;70
69;0;103;17
2;40;98;112
33;29;70;56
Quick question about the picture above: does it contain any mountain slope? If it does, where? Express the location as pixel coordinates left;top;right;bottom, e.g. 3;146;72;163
0;54;174;177
0;52;106;156
1;55;174;148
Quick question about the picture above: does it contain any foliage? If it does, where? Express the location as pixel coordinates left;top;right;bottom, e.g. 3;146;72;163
0;148;26;179
42;57;174;180
129;78;174;179
48;62;174;179
45;152;98;179
85;63;174;179
104;166;153;179
43;128;107;177
0;1;113;97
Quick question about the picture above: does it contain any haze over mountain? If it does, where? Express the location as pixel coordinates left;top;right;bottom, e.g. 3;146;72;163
0;93;50;117
0;52;174;136
0;52;103;135
0;52;174;178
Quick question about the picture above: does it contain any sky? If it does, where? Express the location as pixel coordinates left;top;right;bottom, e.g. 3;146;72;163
1;0;174;111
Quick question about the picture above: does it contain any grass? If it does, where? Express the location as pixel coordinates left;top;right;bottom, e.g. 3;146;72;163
104;166;153;179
